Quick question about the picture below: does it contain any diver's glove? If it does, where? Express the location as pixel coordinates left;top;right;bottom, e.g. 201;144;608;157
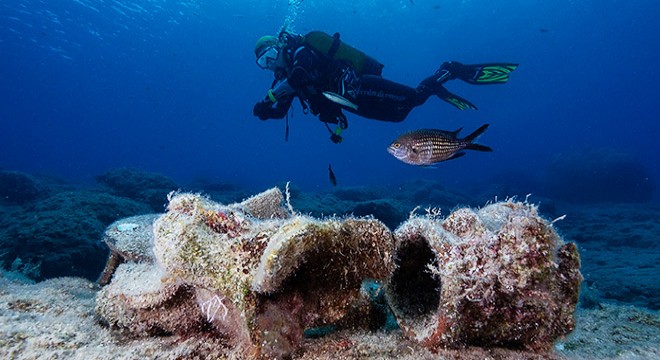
330;132;343;144
253;100;274;120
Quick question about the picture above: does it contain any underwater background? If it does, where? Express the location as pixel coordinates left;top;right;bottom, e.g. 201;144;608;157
1;0;658;193
0;1;659;358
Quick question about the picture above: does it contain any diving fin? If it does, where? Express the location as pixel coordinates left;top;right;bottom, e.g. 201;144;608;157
436;86;478;110
459;63;518;85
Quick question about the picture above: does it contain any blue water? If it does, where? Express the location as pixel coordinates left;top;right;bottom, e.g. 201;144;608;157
1;0;659;195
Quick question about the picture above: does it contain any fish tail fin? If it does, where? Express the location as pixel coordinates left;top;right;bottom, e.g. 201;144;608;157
464;124;493;152
463;124;489;142
465;143;493;152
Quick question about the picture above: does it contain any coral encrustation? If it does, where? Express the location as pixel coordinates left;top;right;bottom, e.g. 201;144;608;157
386;200;582;351
97;188;394;358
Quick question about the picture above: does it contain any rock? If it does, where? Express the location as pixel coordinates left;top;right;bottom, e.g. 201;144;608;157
95;168;178;211
1;191;151;281
351;199;407;230
0;170;46;204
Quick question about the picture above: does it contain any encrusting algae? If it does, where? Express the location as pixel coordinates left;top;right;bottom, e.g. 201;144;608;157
96;187;581;359
97;187;395;358
385;200;582;352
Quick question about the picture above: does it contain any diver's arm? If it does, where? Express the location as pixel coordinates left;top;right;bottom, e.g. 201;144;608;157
253;90;294;120
252;47;318;120
253;78;296;120
267;78;296;101
287;47;320;89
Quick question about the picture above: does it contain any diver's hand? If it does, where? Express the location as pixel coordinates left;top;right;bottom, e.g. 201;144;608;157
253;100;273;120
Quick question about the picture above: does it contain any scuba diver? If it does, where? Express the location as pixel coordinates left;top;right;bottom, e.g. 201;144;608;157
253;30;517;143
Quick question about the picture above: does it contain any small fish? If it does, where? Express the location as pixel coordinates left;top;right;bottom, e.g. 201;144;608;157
387;124;492;166
322;91;358;111
328;164;337;186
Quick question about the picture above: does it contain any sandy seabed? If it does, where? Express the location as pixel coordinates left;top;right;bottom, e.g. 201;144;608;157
0;275;657;360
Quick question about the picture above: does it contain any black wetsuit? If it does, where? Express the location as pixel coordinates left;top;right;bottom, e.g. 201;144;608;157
348;75;429;122
253;37;435;125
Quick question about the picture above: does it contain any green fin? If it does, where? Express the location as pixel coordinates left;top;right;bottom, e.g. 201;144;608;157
466;63;518;84
436;87;477;110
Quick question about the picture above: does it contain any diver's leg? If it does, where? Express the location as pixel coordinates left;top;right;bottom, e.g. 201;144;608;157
416;62;460;93
416;61;517;110
418;61;518;89
416;62;475;110
416;74;477;111
350;75;418;122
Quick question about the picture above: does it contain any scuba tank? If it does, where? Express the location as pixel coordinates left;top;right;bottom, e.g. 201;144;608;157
276;30;377;143
302;31;384;76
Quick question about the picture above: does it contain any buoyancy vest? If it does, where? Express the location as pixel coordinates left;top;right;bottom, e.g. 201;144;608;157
302;31;384;76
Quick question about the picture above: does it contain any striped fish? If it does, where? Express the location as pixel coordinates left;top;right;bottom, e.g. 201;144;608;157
387;124;492;166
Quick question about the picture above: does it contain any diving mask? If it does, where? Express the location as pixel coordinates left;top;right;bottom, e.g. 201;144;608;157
256;46;279;70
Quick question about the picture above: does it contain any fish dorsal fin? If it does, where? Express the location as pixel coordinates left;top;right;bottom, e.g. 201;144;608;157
452;127;463;137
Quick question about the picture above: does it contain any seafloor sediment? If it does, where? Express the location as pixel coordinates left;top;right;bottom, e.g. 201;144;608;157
0;169;658;358
0;274;658;360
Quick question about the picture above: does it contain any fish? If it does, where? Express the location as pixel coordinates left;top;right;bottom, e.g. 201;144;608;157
328;164;337;186
387;124;492;166
322;91;358;111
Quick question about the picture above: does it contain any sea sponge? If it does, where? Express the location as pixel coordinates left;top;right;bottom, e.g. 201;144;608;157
386;200;582;352
97;187;395;358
